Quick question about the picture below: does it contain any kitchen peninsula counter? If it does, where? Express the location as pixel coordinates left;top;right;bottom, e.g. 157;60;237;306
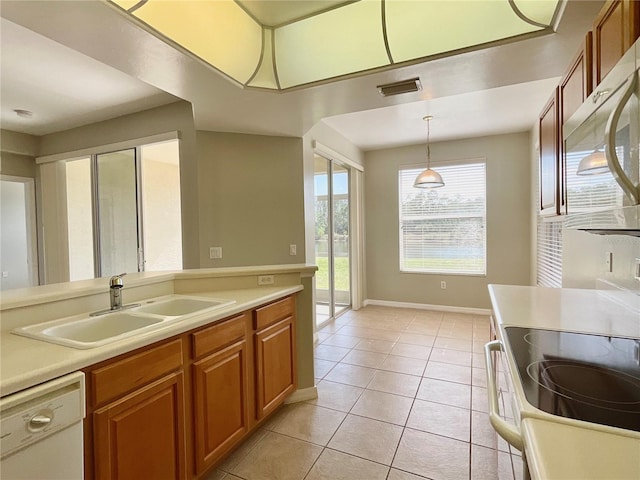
0;265;316;397
489;284;640;480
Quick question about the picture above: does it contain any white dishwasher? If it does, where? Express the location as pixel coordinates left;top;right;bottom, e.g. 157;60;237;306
0;372;85;480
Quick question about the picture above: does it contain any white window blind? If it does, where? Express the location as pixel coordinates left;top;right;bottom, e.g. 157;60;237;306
399;161;486;275
536;217;563;287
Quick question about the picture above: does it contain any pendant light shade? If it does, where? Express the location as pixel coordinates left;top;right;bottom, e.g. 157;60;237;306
414;116;445;188
576;149;609;175
414;168;445;188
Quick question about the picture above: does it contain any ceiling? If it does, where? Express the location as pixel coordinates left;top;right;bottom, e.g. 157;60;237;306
0;18;178;136
0;1;604;151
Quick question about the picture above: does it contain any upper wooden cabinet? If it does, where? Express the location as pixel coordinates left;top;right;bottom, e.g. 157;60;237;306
560;32;594;127
539;88;561;216
593;0;640;84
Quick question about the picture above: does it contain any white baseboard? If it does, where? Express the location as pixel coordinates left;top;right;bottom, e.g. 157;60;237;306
363;298;491;316
284;386;318;404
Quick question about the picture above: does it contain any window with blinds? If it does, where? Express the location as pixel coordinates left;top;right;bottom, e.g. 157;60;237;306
536;218;563;287
399;161;486;275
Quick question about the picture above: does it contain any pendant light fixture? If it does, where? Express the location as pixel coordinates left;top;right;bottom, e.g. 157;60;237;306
576;149;609;175
414;115;444;188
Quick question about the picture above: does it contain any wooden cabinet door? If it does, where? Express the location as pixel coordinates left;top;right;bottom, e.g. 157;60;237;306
560;32;593;127
193;340;248;473
93;372;186;480
539;88;560;216
255;317;296;420
593;0;640;84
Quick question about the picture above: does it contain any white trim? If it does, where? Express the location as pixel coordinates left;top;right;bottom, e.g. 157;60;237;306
36;131;181;164
313;141;364;172
363;298;491;316
284;386;318;404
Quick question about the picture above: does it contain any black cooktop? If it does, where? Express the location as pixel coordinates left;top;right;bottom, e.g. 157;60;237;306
504;327;640;432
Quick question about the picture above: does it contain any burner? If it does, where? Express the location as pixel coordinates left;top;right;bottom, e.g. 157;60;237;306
527;360;640;412
523;331;611;357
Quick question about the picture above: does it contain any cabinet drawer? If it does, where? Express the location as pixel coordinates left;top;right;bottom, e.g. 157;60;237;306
192;313;247;359
90;339;183;407
254;296;295;331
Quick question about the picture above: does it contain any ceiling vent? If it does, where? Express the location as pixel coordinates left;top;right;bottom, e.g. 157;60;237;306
377;77;422;97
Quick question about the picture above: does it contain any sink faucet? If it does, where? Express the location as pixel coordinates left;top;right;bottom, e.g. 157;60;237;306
90;273;140;316
109;273;127;310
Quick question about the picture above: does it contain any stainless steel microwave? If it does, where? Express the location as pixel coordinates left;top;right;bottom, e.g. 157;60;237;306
563;39;639;214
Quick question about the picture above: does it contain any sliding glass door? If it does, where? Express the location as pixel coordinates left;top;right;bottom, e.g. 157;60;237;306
65;140;182;280
95;149;140;276
314;155;351;327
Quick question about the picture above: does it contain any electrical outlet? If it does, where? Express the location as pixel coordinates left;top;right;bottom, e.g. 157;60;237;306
605;252;613;273
289;244;297;256
209;247;222;259
634;258;640;281
440;281;446;289
258;275;274;285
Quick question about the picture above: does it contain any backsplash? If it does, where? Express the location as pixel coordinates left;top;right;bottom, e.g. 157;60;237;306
562;205;640;309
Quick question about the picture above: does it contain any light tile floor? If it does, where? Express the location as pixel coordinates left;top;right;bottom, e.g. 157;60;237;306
209;306;524;480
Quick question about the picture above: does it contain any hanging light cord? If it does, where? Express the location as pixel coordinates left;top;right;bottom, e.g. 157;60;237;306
425;117;431;168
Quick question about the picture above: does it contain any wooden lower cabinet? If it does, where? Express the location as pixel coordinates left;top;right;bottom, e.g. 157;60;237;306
85;294;297;479
193;340;248;473
255;316;296;419
93;372;186;480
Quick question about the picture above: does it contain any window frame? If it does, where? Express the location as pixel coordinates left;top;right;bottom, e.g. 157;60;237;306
397;158;487;276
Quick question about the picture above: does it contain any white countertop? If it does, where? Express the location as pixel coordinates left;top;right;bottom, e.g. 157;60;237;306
522;418;640;480
1;274;307;397
489;284;640;338
488;284;640;480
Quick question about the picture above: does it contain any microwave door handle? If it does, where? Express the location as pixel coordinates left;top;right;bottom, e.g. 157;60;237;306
604;73;640;205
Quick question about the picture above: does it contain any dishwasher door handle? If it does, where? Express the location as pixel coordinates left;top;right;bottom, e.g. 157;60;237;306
484;340;524;451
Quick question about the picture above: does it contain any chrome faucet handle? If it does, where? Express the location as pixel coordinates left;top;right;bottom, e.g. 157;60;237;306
109;273;127;288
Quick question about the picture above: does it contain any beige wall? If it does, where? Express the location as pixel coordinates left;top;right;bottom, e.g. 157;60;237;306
365;132;533;309
196;131;305;267
1;129;40;157
1;130;39;178
38;101;200;269
1;152;36;178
